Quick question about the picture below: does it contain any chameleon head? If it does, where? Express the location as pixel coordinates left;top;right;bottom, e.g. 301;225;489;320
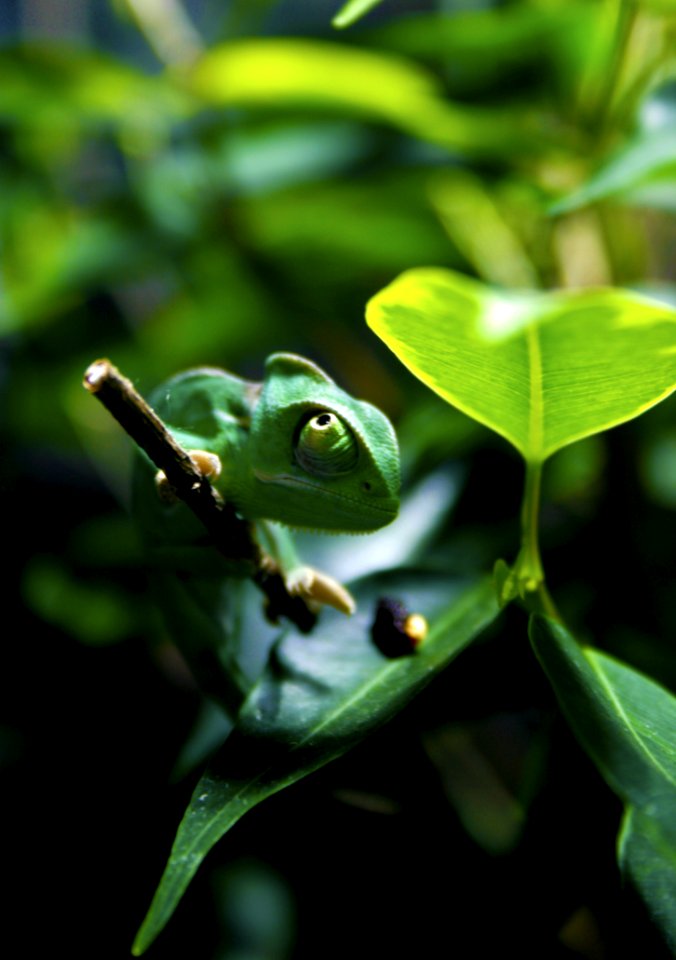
246;353;400;532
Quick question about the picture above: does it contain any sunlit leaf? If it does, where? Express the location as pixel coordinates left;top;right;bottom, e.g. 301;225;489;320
531;616;676;951
188;39;540;157
332;0;384;29
367;267;676;463
132;571;500;953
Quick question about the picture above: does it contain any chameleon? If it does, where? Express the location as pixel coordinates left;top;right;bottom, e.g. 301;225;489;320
133;352;400;620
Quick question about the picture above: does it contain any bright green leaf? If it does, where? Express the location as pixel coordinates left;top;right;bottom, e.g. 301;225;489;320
132;571;500;954
366;267;676;463
188;39;541;158
332;0;384;29
530;616;676;950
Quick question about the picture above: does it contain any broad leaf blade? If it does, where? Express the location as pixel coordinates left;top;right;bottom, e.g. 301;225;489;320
132;571;500;954
367;267;676;462
530;616;676;949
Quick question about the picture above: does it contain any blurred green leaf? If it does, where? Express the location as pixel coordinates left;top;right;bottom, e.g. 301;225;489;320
3;213;150;333
188;38;541;158
366;268;676;463
212;860;295;960
0;45;190;140
641;430;676;508
132;570;500;954
551;130;676;214
531;616;676;952
428;170;539;288
22;556;135;645
332;0;384;29
369;4;596;96
236;170;454;281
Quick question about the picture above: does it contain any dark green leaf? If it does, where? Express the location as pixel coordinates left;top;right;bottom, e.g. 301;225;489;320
132;570;500;954
530;616;676;949
619;807;676;955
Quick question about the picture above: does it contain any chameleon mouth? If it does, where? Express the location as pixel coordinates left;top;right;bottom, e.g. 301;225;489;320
253;470;398;522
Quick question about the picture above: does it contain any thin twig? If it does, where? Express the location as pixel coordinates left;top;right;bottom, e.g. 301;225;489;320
83;359;316;632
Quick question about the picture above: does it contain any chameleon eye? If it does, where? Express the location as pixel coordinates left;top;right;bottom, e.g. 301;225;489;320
294;411;359;476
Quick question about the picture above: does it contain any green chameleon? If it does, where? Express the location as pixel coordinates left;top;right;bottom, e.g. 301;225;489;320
133;353;400;622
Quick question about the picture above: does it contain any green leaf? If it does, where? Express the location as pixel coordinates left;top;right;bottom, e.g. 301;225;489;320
187;39;541;158
332;0;384;29
619;807;676;955
366;267;676;463
530;616;676;950
551;130;676;214
132;570;500;954
0;44;189;137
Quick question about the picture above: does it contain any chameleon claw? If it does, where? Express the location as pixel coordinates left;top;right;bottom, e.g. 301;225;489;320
188;450;222;480
285;566;356;616
154;450;223;503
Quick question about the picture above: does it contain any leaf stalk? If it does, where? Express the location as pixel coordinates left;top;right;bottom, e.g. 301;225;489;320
514;460;561;621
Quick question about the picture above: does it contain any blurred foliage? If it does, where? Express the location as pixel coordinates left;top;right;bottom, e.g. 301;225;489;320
3;0;676;958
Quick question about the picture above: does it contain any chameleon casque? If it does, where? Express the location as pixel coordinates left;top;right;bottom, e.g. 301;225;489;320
133;353;400;620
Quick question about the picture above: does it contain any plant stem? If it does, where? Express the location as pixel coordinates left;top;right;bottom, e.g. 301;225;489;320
124;0;203;67
515;460;562;622
519;461;544;588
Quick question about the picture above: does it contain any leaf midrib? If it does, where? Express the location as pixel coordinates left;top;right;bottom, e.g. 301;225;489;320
588;653;676;791
526;322;544;460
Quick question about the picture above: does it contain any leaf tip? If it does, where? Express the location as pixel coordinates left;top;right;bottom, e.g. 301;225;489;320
131;918;154;956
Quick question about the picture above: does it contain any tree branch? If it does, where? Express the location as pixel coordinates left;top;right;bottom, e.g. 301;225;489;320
83;359;317;632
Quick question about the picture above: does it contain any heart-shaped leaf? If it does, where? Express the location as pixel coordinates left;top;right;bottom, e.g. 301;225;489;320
132;570;500;954
530;616;676;951
367;267;676;463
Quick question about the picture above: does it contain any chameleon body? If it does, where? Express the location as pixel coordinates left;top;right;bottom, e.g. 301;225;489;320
133;353;400;618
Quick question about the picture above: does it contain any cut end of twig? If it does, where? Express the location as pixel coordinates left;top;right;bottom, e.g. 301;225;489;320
83;359;113;393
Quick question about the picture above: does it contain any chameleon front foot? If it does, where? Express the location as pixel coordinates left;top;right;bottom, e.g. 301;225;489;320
284;565;356;616
155;450;223;503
